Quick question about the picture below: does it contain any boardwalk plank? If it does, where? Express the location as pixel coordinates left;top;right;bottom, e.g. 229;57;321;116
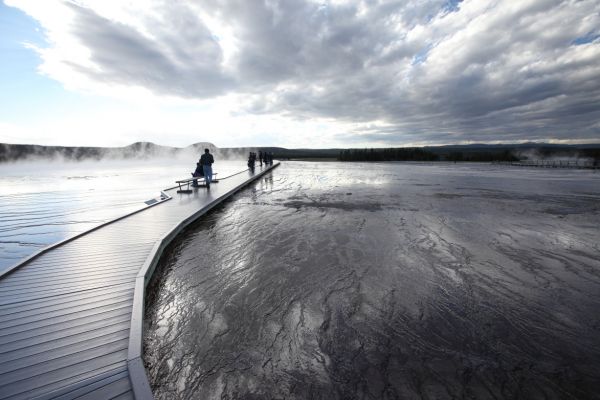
8;249;152;268
0;285;133;317
0;302;132;340
0;329;130;374
0;338;128;387
110;391;134;400
0;319;130;357
1;355;127;399
72;377;131;400
37;242;154;256
32;246;154;262
0;274;138;298
0;290;133;329
0;280;136;306
33;367;129;400
21;252;150;270
0;293;133;329
0;264;142;287
0;314;131;350
0;268;140;292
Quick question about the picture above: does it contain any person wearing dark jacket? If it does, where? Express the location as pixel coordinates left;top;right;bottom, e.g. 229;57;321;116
199;148;214;188
191;162;204;187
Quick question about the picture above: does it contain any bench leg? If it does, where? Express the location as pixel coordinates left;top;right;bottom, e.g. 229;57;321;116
177;181;193;194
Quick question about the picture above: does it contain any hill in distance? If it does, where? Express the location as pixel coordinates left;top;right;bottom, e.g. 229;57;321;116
0;141;599;163
0;141;217;163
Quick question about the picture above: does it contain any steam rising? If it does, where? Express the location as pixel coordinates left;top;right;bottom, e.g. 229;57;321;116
0;142;256;163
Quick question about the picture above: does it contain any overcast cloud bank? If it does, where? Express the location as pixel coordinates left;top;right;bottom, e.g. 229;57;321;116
7;0;600;145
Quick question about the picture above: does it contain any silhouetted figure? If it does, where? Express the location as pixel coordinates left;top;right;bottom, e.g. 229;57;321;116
258;151;263;166
248;152;256;170
200;148;214;188
191;162;204;187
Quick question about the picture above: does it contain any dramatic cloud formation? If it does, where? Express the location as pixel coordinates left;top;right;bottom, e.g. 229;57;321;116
6;0;600;146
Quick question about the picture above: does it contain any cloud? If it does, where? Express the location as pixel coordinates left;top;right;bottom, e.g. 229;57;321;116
6;0;600;146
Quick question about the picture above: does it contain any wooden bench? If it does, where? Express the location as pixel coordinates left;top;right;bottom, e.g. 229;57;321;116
175;173;219;193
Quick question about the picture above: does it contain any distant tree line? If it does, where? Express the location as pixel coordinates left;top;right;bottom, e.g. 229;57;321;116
557;148;600;162
338;148;439;161
337;148;525;162
445;150;519;162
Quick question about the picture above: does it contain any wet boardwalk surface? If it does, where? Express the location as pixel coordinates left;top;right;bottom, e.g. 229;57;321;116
0;163;278;400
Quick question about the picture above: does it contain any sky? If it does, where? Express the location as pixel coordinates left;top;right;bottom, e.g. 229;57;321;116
0;0;599;149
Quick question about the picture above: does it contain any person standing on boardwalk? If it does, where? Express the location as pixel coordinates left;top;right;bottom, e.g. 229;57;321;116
200;148;214;188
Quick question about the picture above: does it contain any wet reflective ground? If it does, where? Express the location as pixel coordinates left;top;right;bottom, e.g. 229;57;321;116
144;162;600;400
0;160;242;271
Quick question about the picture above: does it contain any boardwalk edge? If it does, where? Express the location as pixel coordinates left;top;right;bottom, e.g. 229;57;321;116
127;163;280;400
0;191;172;281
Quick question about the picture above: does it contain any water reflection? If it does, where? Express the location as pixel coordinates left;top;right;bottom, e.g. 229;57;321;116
144;162;600;399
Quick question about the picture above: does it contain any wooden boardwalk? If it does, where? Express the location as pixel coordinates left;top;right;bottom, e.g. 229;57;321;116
0;163;280;400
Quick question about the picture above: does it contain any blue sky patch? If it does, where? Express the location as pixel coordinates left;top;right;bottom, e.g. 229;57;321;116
443;0;463;13
412;44;433;65
572;31;600;45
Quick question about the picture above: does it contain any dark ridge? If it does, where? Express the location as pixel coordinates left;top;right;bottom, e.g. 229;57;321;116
336;144;600;162
338;148;440;162
221;147;342;160
0;142;215;162
1;142;599;163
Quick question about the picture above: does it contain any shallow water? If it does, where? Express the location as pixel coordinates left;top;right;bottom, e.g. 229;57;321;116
144;162;600;400
0;159;243;271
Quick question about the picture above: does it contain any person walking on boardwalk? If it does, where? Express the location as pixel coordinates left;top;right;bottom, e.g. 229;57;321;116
200;148;214;188
258;151;263;166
